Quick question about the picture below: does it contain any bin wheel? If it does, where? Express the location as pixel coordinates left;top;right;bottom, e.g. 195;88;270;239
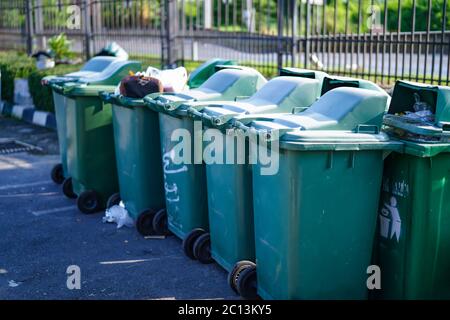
51;163;64;184
193;233;213;264
228;260;256;294
182;228;206;260
106;193;121;209
77;190;101;214
62;178;77;199
236;264;258;300
152;208;171;236
136;209;158;236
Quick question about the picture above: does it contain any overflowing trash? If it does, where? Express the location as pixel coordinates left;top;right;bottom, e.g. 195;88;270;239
398;93;435;125
383;90;450;143
103;201;134;229
115;66;188;97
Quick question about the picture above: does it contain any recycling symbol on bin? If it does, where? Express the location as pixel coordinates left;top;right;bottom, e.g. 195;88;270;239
379;196;401;242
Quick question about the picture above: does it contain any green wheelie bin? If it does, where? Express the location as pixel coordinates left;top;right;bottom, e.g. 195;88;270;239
185;70;326;272
60;60;141;213
193;75;390;296
232;86;401;299
143;67;267;255
374;80;450;299
100;59;234;236
44;56;128;186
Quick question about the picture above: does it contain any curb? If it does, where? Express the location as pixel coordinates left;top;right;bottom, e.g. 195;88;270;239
0;101;56;130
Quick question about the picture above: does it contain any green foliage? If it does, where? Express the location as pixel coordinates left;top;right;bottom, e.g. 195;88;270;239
48;33;75;61
28;64;82;113
0;51;35;103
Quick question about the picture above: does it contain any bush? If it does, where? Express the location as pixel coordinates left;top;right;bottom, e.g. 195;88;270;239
0;51;36;103
48;33;76;62
28;63;83;113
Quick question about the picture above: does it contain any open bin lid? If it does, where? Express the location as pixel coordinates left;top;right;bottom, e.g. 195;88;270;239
145;67;267;114
320;75;390;104
383;80;450;143
190;77;321;127
279;68;328;85
187;58;236;89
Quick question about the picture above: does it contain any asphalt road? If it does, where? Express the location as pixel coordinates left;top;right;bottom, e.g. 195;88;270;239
0;116;236;300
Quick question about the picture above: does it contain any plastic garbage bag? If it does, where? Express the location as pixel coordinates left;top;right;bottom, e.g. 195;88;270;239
412;92;432;112
145;66;188;92
103;201;134;229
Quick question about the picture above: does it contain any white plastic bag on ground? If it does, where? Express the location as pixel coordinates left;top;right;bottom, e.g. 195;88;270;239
103;201;134;229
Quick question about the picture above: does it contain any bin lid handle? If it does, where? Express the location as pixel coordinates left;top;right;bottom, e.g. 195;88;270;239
355;124;379;134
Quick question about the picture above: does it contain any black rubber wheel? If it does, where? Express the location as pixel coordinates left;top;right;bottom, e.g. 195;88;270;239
106;192;121;209
152;208;171;236
62;177;77;199
193;233;213;264
76;190;101;214
182;228;206;260
51;163;64;184
136;209;158;236
236;264;258;300
227;260;256;294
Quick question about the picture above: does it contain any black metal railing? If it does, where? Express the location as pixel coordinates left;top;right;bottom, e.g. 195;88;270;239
0;0;448;85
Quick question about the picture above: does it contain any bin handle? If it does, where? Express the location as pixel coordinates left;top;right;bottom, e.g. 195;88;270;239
99;91;116;103
51;83;64;94
441;122;450;132
186;107;214;122
211;114;236;127
355;124;380;134
292;106;308;114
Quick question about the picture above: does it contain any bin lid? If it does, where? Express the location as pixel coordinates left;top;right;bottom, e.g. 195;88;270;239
248;87;388;131
398;139;450;157
321;75;390;104
77;60;141;86
187;58;236;88
194;76;321;126
44;56;126;86
383;80;450;143
276;130;401;152
148;68;267;113
279;67;328;84
232;87;396;150
62;84;117;97
79;56;125;73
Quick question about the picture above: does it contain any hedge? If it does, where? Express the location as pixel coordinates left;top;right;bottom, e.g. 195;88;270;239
0;51;36;103
28;64;82;113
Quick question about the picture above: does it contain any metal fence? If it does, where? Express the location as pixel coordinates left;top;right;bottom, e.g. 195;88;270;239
0;0;449;85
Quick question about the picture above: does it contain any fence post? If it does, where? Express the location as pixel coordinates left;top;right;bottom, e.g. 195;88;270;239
83;0;92;60
291;0;297;67
34;0;45;50
277;0;285;72
304;0;311;69
25;0;34;55
163;0;178;67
